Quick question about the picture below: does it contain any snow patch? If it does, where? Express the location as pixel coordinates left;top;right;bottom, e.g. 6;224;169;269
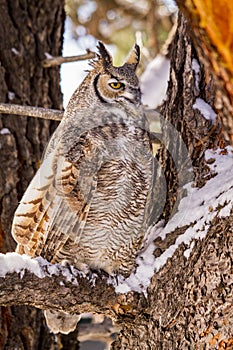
44;52;53;59
193;98;217;123
35;256;80;285
184;241;195;259
192;58;200;91
0;128;11;135
11;48;20;56
218;202;232;218
0;253;80;285
8;91;15;101
0;253;44;278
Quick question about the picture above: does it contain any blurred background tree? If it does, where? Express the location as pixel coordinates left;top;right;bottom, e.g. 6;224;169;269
64;0;177;65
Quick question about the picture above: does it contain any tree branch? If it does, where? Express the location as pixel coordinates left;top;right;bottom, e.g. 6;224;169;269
42;51;96;68
0;103;63;121
0;253;140;320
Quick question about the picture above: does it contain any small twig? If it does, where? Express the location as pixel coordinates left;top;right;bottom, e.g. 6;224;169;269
0;103;63;121
42;51;96;68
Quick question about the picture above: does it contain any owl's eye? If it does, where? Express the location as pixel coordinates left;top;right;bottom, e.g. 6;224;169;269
109;82;125;90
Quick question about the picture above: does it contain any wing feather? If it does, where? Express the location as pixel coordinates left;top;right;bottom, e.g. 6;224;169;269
12;151;56;252
12;131;100;263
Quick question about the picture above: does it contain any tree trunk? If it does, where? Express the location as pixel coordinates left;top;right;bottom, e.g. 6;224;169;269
112;12;233;349
0;0;65;348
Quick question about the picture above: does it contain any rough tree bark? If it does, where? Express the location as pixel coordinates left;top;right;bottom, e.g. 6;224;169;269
0;4;233;350
0;0;65;349
177;0;233;144
111;13;233;349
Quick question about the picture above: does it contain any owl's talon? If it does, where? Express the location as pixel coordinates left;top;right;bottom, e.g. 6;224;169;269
111;273;119;286
61;259;73;274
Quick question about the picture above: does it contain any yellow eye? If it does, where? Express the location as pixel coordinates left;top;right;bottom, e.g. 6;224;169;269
109;82;125;90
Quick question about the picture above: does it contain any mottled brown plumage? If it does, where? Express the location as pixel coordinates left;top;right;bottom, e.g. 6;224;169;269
11;42;154;333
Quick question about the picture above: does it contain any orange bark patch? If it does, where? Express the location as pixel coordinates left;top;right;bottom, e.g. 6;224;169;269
193;0;233;75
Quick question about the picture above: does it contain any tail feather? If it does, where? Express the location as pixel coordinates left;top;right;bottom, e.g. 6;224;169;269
44;309;80;334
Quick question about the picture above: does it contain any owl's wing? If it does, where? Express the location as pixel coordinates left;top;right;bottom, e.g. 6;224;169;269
12;132;100;261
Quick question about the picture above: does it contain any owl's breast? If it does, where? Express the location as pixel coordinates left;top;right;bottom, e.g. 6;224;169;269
75;130;154;276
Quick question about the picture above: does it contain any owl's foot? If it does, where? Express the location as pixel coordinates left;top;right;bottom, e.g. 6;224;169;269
60;260;73;274
61;259;90;276
87;268;103;280
111;273;120;286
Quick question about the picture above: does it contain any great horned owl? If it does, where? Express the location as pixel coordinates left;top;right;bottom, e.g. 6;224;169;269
11;42;154;334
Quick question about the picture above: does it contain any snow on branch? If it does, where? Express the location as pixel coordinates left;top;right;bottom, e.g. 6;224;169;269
0;103;63;121
150;147;233;270
0;253;132;317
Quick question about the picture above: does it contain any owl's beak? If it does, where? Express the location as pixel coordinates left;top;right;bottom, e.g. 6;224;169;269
122;88;141;106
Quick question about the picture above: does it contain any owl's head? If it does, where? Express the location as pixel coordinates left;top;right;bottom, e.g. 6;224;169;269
90;42;141;106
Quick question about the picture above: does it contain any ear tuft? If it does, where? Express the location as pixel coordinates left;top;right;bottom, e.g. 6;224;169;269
97;41;113;68
124;44;140;70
